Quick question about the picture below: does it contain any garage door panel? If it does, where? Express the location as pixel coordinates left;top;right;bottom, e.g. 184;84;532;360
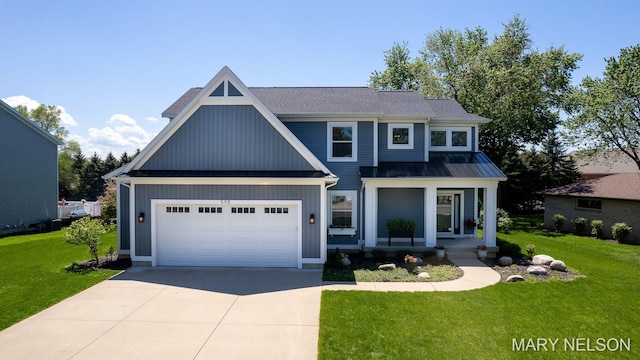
156;203;298;267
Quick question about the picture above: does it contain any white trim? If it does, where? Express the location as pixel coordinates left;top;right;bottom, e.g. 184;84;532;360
129;177;332;186
150;199;303;268
123;66;332;176
387;123;414;149
362;177;505;188
327;121;358;162
429;126;472;151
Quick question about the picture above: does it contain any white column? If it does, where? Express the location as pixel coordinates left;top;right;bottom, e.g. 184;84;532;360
364;184;377;247
483;185;498;247
425;186;437;247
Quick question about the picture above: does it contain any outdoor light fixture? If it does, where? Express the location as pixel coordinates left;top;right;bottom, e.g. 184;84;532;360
138;212;145;223
309;214;315;224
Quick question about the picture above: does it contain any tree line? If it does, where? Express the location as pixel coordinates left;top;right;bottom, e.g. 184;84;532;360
370;15;640;211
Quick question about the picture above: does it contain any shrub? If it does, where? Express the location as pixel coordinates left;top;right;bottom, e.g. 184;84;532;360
526;244;536;259
334;247;344;268
386;219;417;233
371;249;386;262
497;208;513;233
612;222;633;243
497;238;522;258
573;217;588;235
65;217;108;266
591;219;604;239
552;214;566;232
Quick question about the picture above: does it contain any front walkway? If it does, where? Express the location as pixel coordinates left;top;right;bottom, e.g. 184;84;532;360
322;251;501;292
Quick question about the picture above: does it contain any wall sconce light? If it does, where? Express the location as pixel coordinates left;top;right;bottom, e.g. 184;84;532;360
138;212;145;223
309;214;315;224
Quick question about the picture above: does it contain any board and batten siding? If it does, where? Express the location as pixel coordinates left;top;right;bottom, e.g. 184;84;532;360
378;122;425;162
0;107;59;227
377;188;425;238
141;105;316;171
133;184;322;258
118;183;130;251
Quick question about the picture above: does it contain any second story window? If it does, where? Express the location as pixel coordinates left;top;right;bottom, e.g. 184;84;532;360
430;127;472;151
388;123;414;149
328;122;357;161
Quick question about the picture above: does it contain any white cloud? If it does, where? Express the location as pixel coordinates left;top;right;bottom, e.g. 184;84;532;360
71;114;156;157
1;95;77;127
146;116;159;122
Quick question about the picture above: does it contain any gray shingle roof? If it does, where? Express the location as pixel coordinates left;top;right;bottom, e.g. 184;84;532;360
161;86;489;122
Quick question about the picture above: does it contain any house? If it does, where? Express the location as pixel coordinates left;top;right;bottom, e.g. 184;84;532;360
106;67;506;268
571;149;640;180
544;173;640;244
0;99;63;235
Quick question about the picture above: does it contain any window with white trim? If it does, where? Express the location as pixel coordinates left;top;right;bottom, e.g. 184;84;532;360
328;191;357;228
328;122;357;161
387;123;414;149
430;127;472;151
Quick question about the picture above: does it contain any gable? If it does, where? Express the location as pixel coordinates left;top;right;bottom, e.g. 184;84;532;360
125;66;332;177
140;105;316;171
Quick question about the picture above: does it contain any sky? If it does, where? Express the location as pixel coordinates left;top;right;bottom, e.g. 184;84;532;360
1;0;638;158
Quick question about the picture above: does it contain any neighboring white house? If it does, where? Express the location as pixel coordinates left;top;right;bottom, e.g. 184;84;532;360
107;67;506;268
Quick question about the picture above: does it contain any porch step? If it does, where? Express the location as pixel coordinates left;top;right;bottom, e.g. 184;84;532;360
445;248;478;259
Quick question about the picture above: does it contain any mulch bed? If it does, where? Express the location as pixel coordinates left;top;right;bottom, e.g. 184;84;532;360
482;257;584;282
65;255;131;273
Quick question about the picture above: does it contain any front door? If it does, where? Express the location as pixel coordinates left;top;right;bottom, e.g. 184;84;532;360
436;192;462;236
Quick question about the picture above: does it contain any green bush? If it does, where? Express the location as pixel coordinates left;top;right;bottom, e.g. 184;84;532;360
526;244;536;259
612;222;633;243
573;217;588;235
552;214;566;232
386;219;417;233
591;219;604;239
497;238;522;258
65;217;108;266
371;249;386;262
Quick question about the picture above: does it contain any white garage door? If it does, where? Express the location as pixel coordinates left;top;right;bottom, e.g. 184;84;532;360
155;202;298;267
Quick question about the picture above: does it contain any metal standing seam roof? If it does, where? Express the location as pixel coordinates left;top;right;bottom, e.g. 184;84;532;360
360;152;506;179
161;86;489;122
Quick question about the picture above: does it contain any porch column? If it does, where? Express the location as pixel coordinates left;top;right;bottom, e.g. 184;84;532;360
483;185;498;247
364;184;377;247
425;186;437;247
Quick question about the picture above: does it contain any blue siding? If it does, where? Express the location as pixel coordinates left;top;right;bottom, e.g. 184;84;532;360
377;188;425;238
378;123;425;162
0;106;59;227
133;184;322;258
142;105;315;171
119;184;130;250
464;188;475;235
285;121;373;190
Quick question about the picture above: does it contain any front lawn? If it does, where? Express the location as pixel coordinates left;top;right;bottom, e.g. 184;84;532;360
319;216;640;359
0;229;120;330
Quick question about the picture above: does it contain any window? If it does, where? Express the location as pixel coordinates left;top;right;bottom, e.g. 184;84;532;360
387;123;414;149
328;191;357;228
430;127;471;151
577;199;602;210
328;122;357;161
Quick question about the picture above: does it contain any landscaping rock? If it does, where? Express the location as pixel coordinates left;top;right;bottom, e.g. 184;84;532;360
498;256;513;266
532;254;555;265
550;260;567;272
341;257;351;266
378;263;396;271
417;272;430;279
527;266;548;275
506;275;525;282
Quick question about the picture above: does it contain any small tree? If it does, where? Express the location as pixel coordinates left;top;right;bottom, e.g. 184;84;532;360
552;214;566;232
612;222;632;243
591;219;604;239
65;217;107;266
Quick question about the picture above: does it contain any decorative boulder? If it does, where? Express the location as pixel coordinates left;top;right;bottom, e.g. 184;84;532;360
506;275;525;282
498;256;513;266
378;263;396;271
417;272;430;279
527;266;548;275
550;260;567;272
532;254;555;265
341;256;351;266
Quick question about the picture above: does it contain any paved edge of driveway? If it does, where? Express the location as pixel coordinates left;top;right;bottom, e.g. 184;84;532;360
321;254;501;292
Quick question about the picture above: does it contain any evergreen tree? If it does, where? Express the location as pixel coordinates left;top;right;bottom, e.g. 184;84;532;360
541;131;582;188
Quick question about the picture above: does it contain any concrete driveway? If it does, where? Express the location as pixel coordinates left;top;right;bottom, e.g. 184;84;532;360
0;267;323;360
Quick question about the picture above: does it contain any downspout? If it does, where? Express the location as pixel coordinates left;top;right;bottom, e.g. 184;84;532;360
360;180;365;251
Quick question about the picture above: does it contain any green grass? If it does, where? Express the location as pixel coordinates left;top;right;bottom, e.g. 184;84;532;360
0;229;120;330
319;215;640;359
